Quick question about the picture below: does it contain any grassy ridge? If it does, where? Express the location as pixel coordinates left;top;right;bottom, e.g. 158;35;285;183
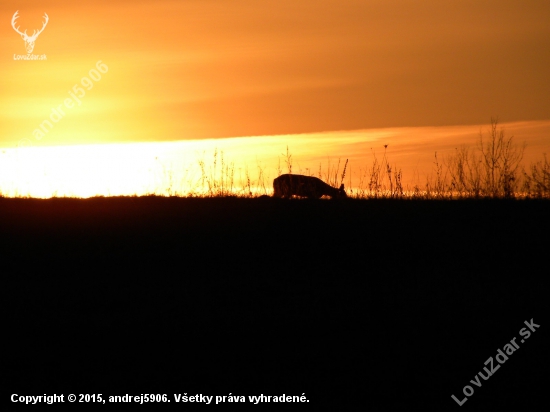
2;197;548;407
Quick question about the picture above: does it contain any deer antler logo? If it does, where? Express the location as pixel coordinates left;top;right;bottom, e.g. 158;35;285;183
11;10;49;54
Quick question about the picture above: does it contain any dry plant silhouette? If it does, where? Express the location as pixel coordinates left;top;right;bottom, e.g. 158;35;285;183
521;154;550;198
444;118;527;198
1;119;547;200
185;118;548;200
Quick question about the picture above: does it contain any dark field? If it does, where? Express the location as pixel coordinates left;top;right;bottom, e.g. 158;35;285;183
2;197;548;408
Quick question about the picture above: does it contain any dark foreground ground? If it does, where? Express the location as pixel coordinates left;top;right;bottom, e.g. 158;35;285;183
2;197;548;409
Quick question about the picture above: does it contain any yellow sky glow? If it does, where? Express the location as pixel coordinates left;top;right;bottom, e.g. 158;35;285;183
1;121;548;198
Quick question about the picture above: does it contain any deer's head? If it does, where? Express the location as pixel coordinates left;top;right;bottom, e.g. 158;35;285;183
338;184;348;198
11;11;49;54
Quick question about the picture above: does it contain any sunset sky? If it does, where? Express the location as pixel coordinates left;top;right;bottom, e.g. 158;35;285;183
1;0;549;196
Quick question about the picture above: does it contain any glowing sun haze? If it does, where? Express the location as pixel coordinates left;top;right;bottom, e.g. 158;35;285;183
0;0;549;197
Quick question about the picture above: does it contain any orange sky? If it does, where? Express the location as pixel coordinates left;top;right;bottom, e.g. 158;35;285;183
2;0;549;145
0;1;549;196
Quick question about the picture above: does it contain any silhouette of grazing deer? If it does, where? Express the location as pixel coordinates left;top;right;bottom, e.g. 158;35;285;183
273;174;347;199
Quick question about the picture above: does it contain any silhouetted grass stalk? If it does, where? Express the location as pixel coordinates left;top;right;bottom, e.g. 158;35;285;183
174;119;549;199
